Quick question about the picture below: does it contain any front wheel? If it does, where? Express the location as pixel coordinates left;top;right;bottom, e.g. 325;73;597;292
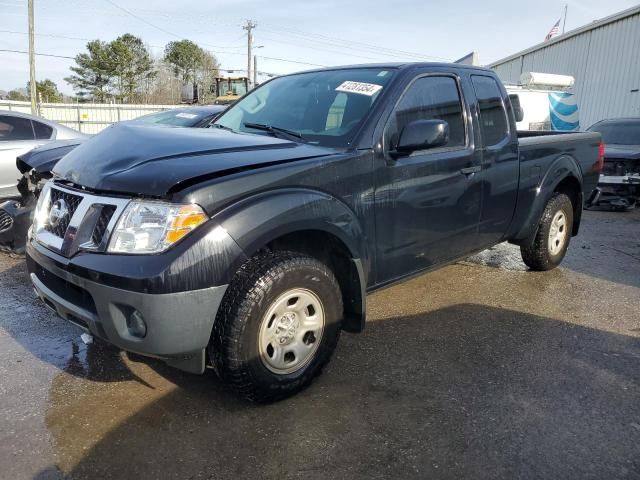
520;193;574;271
210;251;343;402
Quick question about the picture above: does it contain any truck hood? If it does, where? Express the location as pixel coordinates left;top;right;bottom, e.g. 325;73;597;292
603;144;640;161
53;123;335;196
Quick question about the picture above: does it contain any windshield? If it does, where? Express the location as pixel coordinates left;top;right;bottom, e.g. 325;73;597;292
213;68;395;147
228;80;248;96
216;79;248;97
135;109;212;127
588;121;640;145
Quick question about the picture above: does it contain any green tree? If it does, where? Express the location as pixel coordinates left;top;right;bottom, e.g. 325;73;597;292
109;34;155;102
7;89;28;101
164;40;205;82
66;36;155;103
65;40;114;102
27;79;63;103
194;50;220;102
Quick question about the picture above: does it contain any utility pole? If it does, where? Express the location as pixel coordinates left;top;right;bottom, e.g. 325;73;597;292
562;4;568;34
243;20;257;88
28;0;37;115
253;55;258;87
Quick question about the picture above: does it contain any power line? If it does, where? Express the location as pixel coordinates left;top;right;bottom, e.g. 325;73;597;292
0;29;93;42
101;0;183;40
99;0;245;51
258;55;326;68
258;34;397;63
219;67;279;78
262;24;447;60
260;24;451;62
0;30;250;60
0;48;75;59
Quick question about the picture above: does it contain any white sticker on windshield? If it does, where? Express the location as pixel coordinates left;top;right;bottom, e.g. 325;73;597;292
176;112;198;119
335;81;383;96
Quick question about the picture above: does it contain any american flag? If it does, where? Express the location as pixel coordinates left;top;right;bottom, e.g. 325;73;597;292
545;18;561;41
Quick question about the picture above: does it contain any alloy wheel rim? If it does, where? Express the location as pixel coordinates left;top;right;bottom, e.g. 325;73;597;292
548;210;568;256
258;288;325;375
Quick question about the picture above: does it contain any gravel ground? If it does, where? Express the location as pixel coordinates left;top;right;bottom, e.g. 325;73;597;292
0;209;639;480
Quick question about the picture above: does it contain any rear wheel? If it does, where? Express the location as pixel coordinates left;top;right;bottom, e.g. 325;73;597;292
520;193;574;271
210;251;342;402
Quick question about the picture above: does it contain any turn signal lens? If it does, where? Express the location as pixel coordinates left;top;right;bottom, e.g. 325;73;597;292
165;205;208;244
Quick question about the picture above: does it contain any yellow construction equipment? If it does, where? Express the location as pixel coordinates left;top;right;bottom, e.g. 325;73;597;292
213;77;249;105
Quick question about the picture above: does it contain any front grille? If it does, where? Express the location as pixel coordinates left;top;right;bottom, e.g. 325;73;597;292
91;205;117;246
34;183;129;257
44;188;83;238
0;209;12;232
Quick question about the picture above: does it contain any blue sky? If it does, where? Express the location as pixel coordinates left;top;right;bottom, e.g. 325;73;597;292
0;0;638;95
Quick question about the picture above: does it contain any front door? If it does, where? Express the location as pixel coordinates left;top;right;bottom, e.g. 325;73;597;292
374;74;482;284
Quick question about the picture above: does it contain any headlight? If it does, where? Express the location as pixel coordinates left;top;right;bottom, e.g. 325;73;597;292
32;181;52;232
108;201;208;254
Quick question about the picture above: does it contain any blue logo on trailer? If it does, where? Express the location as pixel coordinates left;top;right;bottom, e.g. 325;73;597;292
549;92;579;131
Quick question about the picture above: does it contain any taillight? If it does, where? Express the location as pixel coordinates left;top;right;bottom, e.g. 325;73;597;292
593;141;604;173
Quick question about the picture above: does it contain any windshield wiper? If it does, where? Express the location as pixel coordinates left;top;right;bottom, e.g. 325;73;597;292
243;122;305;141
211;123;235;132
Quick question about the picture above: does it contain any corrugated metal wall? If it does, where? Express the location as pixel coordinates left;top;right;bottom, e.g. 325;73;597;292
491;9;640;128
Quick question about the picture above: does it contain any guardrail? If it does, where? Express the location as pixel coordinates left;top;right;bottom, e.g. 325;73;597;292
0;100;181;134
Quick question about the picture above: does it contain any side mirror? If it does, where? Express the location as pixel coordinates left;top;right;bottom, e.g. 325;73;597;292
393;119;449;156
509;94;524;122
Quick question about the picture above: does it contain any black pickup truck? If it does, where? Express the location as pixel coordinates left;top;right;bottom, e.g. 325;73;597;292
26;63;602;402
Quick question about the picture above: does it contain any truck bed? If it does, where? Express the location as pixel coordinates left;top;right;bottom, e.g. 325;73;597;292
517;131;601;193
506;130;602;242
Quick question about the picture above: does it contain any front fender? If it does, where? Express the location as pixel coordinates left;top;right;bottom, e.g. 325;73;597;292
212;188;368;263
513;155;583;243
210;188;369;333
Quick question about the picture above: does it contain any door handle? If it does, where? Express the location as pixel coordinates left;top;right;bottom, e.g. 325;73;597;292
460;166;481;175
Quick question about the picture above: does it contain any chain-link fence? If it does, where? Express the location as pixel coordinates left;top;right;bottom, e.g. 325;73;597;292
0;100;180;134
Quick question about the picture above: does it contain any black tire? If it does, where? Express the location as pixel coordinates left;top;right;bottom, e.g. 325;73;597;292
210;250;343;403
520;193;574;271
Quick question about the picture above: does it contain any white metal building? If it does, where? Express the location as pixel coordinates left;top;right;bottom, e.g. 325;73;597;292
489;5;640;129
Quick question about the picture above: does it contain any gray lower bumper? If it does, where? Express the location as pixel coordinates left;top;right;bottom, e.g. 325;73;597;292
30;266;227;374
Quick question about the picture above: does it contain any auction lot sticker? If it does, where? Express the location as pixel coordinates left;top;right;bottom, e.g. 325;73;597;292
336;81;383;96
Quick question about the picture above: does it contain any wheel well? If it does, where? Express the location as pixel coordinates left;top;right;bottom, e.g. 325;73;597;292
554;176;582;236
265;230;365;333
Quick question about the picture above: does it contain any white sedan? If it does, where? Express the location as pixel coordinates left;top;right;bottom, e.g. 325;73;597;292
0;110;86;198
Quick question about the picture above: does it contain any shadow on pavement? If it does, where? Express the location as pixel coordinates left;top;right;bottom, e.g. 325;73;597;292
40;304;640;480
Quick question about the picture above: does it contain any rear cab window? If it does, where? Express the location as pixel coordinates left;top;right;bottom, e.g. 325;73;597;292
471;75;510;146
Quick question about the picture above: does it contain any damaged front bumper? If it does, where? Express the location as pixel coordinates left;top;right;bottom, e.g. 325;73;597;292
0;172;43;253
0;199;34;253
26;239;229;374
589;174;640;210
